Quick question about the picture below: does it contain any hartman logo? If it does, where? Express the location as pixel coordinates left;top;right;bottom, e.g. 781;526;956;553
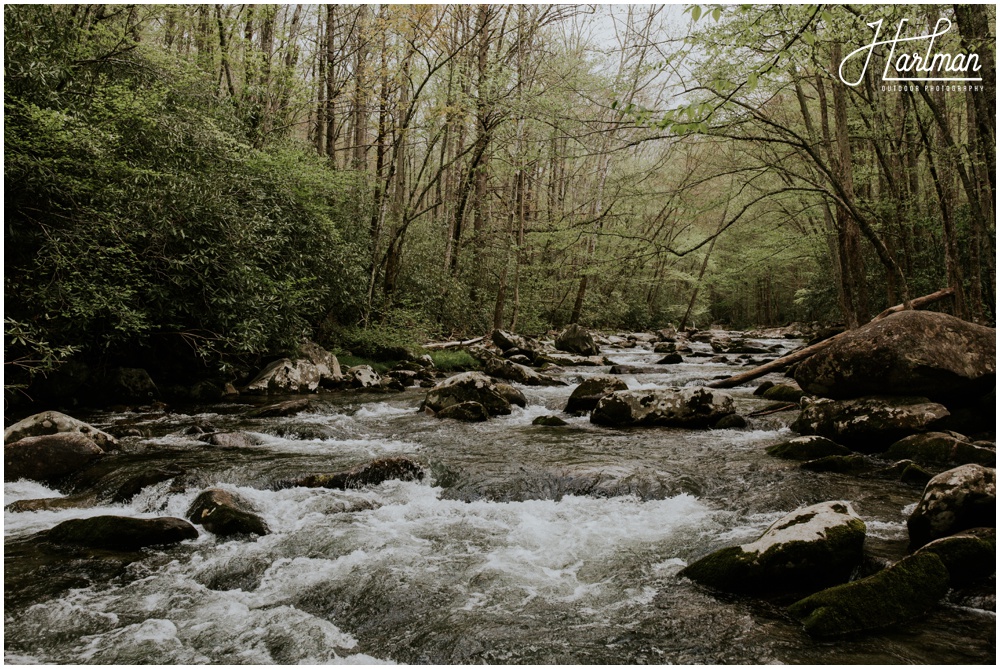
839;17;982;87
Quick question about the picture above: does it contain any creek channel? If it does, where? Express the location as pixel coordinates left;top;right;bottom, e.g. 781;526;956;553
4;334;995;663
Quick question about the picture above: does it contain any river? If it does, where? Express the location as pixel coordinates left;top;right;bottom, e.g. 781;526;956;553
4;334;995;663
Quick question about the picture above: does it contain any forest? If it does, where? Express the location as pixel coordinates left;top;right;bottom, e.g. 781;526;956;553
5;3;995;399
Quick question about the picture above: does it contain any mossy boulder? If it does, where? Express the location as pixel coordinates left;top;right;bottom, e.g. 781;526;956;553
767;436;851;461
907;464;996;548
886;432;996;468
895;461;934;486
565;375;629;414
713;414;747;429
591;387;735;428
762;384;805;403
555;323;600;356
44;515;198;551
287;456;424;490
187;488;269;538
495;383;527;408
4;411;118;451
787;552;950;637
437;401;489;422
5;433;105;485
425;372;512;417
793;310;996;404
680;501;866;593
790;396;950;452
915;528;995;586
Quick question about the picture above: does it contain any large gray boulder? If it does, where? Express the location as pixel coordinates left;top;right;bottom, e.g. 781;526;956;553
45;515;198;551
5;433;105;484
555;324;600;356
681;501;866;593
565;375;628;414
187;488;269;537
425;372;512;416
346;365;381;389
794;310;995;404
299;341;342;387
591;387;735;428
244;358;321;394
787;552;950;637
886;432;996;468
4;411;117;450
482;356;565;387
791;396;949;452
907;464;996;548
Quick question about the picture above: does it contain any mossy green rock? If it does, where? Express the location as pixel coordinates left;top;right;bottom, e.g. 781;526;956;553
886;432;996;468
767;436;850;461
762;384;804;403
681;501;866;593
916;528;995;586
787;552;950;637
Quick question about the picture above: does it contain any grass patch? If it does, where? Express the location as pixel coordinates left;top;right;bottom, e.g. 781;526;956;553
428;350;479;372
336;354;392;374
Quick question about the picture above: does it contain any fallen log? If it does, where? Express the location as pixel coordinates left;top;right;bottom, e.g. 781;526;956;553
706;288;955;389
423;335;486;351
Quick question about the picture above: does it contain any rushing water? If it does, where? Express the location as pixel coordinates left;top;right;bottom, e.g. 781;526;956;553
4;335;995;664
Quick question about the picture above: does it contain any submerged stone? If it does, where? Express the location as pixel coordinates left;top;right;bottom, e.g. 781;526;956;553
787;553;950;637
5;433;105;485
533;415;569;427
288;457;424;490
767;436;851;461
45;515;198;551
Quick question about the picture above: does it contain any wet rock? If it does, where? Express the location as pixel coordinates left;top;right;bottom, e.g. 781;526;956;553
198;431;264;450
187;488;269;537
267;423;339;441
437;401;489;422
347;365;382;389
289;457;424;490
378;376;406;393
787;552;950;637
533;415;569;427
608;365;663;375
753;381;775;397
244;358;321;394
44;515;198;551
653;342;676;354
886;432;996;468
299;340;342;386
895;461;935;486
565;375;628;414
538;353;607;367
248;398;311;418
4;411;118;451
554;324;600;356
681;501;866;593
425;372;512;417
907;464;996;548
915;528;995;587
6;494;97;513
483;356;565;387
762;383;804;403
507;354;532;366
492;329;540;354
655;353;684;365
767;436;851;461
591;387;735;429
389;369;419;386
794;311;995;404
801;454;874;474
655;326;677;342
5;433;105;484
713;414;747;429
790;396;950;452
495;383;527;409
112;466;186;503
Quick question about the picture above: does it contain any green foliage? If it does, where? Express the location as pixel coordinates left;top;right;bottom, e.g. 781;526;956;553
427;350;480;372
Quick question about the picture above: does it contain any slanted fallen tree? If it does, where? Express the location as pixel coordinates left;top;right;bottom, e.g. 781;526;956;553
706;288;956;389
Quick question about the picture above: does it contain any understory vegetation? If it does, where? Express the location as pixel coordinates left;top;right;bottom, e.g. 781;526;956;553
4;4;995;398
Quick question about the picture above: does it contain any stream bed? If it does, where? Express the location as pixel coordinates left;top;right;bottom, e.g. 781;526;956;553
4;335;995;664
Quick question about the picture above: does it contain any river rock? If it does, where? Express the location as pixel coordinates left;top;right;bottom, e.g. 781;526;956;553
886;432;996;468
653;342;676;354
591;387;735;428
907;464;996;548
7;495;97;513
248;398;311;418
533;415;569;427
793;310;996;404
244;358;321;394
762;383;804;403
681;501;866;593
786;552;950;637
656;353;684;365
482;356;565;387
492;329;536;354
555;324;599;356
4;411;118;451
299;340;342;386
347;365;382;389
45;515;198;551
425;372;511;416
187;488;269;537
915;527;995;586
565;375;629;414
767;436;851;461
713;414;748;429
198;431;264;450
790;396;950;452
656;326;677;342
437;401;489;422
495;383;527;408
538;353;607;367
112;465;186;503
5;433;105;484
289;457;424;490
